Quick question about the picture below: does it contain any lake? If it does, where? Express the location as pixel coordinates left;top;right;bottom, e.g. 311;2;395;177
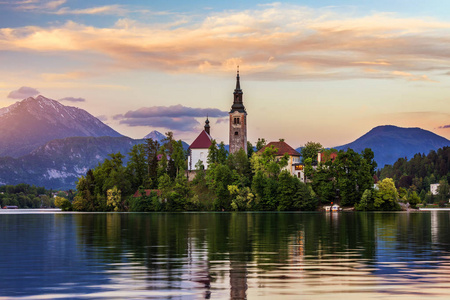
1;211;450;299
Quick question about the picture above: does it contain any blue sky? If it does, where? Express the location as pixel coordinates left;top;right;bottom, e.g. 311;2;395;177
0;0;449;146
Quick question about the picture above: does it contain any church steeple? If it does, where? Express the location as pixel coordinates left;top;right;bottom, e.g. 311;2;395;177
231;66;245;113
229;67;247;154
204;116;210;135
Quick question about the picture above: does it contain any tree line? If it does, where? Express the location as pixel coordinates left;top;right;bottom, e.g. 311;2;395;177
378;146;450;206
0;183;63;208
57;132;406;212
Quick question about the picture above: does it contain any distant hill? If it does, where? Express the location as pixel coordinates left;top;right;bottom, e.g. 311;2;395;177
334;125;450;167
0;136;144;190
143;130;166;142
143;130;189;150
0;95;122;157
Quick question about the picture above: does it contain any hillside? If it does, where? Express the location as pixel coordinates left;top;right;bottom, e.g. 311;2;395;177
0;95;122;157
0;136;144;189
335;125;450;167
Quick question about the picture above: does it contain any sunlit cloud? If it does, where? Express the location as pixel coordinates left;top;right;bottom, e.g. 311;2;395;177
58;96;85;102
1;4;450;81
7;86;39;99
118;116;201;132
118;105;227;119
53;5;127;16
113;105;226;132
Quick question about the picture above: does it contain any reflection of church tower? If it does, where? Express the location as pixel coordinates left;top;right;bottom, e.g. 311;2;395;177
229;68;247;154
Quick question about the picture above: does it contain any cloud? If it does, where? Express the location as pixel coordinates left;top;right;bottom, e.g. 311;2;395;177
7;86;40;99
58;96;85;102
216;118;228;124
438;124;450;129
119;116;200;132
1;4;450;81
114;105;226;132
96;115;108;122
122;105;227;118
53;5;127;15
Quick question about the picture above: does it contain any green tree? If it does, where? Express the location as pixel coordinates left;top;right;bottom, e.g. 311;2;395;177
146;138;160;188
256;138;266;151
407;191;421;209
127;144;149;192
229;185;254;211
277;171;316;211
301;141;323;163
54;196;72;211
207;139;218;166
374;178;400;211
107;186;122;211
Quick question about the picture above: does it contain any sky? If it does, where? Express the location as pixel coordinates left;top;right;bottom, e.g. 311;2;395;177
0;0;449;147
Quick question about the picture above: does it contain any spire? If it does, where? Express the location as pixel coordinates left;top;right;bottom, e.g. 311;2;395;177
204;116;210;135
231;67;245;113
235;66;241;90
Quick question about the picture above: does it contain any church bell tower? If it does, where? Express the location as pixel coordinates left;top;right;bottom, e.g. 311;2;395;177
229;68;247;154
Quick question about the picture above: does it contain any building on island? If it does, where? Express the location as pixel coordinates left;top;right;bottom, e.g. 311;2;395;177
187;118;213;171
257;141;303;180
430;183;440;196
229;68;247;155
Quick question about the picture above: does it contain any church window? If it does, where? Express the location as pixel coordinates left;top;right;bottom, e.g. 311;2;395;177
235;131;238;136
234;117;240;125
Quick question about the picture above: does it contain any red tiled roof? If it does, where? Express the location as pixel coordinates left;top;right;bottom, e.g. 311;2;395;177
133;189;162;198
189;130;213;149
257;141;300;156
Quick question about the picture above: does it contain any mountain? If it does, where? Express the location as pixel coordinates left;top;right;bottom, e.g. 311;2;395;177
0;95;122;157
334;125;450;167
144;130;190;150
0;136;144;190
143;130;166;142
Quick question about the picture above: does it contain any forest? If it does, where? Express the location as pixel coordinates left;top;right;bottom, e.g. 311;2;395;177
378;146;450;206
62;132;406;212
0;183;60;208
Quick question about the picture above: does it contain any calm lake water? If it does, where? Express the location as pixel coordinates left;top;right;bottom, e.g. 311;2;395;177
1;211;450;299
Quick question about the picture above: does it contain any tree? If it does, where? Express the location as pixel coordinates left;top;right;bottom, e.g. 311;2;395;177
54;196;72;211
407;191;421;209
437;179;450;204
127;144;149;192
277;171;316;211
301;141;323;163
207;140;218;166
229;185;254;211
250;145;288;178
355;189;374;211
107;186;122;212
247;141;254;158
256;138;266;151
146;138;160;188
373;178;400;211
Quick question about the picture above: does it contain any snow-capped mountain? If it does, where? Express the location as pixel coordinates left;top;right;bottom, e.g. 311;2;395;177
143;130;166;142
0;95;122;157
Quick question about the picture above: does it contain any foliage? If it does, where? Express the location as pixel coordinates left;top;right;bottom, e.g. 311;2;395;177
301;141;323;163
0;184;56;209
107;186;122;212
378;147;450;203
54;196;72;211
373;178;400;211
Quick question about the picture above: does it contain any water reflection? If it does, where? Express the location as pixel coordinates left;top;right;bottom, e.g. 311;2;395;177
1;212;450;299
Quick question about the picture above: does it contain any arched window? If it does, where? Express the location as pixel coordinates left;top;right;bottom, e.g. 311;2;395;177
235;131;238;136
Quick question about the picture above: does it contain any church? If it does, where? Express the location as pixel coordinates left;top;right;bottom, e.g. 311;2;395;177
187;69;248;171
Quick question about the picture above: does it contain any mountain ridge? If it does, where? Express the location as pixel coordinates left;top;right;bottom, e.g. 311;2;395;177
335;125;449;167
0;95;123;157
